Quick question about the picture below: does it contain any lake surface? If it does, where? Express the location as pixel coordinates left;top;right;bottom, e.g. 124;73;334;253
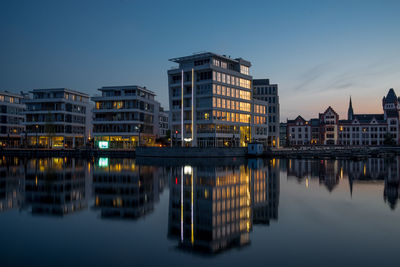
1;156;400;267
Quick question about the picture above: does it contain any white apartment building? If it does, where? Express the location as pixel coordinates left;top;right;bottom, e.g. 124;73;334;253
23;88;90;148
0;91;25;147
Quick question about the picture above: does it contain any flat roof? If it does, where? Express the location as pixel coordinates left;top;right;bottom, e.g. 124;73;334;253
0;90;24;98
99;85;156;96
30;88;89;97
169;52;251;66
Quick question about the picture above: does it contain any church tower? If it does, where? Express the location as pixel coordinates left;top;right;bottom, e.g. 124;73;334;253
347;96;354;121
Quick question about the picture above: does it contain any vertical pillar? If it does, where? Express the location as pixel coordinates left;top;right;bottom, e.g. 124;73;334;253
191;68;197;147
181;69;184;147
73;136;76;148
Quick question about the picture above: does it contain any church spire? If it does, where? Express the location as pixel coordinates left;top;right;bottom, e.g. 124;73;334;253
348;96;354;121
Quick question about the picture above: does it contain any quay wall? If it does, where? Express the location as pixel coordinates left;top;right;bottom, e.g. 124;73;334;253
135;147;247;158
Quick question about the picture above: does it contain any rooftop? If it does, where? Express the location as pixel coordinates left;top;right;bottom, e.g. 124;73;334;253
30;88;89;97
98;85;156;96
169;52;251;67
0;90;24;98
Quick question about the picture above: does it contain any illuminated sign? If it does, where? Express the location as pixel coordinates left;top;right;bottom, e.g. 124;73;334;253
98;157;109;167
98;141;109;149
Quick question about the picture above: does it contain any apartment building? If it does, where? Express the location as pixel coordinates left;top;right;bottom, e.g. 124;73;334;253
0;91;25;147
287;116;311;145
92;85;162;149
23;88;90;148
253;79;280;147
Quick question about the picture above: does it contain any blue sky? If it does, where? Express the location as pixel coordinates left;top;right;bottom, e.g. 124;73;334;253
1;0;399;120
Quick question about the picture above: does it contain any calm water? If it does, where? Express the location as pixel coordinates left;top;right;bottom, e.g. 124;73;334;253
1;156;400;267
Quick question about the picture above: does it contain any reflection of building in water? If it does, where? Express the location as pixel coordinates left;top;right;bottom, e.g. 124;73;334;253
0;157;25;212
168;161;280;254
383;157;400;210
168;165;252;253
286;158;400;209
250;159;279;225
93;158;164;219
286;159;339;192
25;158;89;216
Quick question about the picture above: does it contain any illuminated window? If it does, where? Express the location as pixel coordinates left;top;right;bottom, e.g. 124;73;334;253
217;85;221;95
240;65;249;75
217;98;221;108
226;87;230;97
113;101;123;109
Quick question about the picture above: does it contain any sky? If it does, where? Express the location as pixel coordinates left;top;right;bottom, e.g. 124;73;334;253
1;0;400;121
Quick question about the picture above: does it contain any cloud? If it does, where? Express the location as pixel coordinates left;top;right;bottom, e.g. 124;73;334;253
293;63;332;91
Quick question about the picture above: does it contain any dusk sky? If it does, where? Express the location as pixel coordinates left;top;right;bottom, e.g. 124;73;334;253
1;0;399;121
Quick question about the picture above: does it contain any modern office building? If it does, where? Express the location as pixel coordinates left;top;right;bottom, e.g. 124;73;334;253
0;91;25;147
92;85;161;149
252;99;268;145
279;123;287;147
158;107;169;138
253;79;280;147
168;52;258;147
23;88;90;148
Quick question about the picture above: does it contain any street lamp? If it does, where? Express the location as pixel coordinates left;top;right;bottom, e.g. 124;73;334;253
135;125;141;147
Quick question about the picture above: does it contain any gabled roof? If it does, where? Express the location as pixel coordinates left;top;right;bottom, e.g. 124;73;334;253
287;115;307;124
319;106;339;117
354;114;385;123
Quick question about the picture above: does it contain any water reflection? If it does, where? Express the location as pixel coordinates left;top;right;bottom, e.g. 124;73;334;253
286;157;400;209
92;158;166;219
168;159;279;254
0;157;24;212
25;158;89;216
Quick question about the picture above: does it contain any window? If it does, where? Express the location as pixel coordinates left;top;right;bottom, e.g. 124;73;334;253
240;65;249;75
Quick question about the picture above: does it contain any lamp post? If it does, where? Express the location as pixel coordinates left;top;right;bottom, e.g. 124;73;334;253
135;125;141;147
